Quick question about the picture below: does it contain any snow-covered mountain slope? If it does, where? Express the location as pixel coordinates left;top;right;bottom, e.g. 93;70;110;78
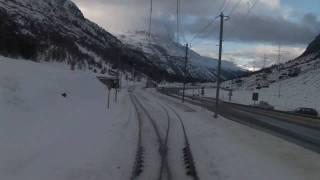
225;33;320;90
118;32;245;81
216;33;320;111
216;68;320;112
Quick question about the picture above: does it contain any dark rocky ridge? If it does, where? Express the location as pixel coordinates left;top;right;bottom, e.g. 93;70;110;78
301;34;320;58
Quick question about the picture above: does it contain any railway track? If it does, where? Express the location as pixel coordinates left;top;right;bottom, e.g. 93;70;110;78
128;87;199;180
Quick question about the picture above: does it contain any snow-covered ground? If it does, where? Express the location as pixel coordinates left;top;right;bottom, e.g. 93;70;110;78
0;57;136;180
1;57;320;180
142;89;320;180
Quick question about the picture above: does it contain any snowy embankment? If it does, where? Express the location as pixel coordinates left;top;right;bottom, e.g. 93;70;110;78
184;67;320;113
0;57;136;180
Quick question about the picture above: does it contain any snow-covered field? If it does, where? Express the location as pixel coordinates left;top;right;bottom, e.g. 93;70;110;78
1;57;320;180
0;57;136;180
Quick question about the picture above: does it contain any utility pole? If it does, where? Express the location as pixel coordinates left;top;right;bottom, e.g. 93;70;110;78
182;43;189;103
263;53;267;69
272;44;288;98
115;47;121;103
214;12;229;118
277;44;281;98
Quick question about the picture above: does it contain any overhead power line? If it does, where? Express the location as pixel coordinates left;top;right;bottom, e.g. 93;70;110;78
247;0;260;14
176;0;181;43
189;17;220;44
180;0;244;46
148;0;153;37
228;0;243;17
179;0;188;44
188;0;239;45
217;0;228;14
223;0;231;13
225;0;260;39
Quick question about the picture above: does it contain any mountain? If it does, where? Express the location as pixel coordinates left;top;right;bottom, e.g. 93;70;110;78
0;0;244;82
299;33;320;59
118;31;245;82
283;33;320;73
0;0;121;67
217;33;320;112
221;32;320;97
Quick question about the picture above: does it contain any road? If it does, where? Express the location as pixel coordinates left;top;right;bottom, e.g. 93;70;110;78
159;88;320;153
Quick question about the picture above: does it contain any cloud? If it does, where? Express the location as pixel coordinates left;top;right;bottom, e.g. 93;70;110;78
72;0;320;69
193;43;305;69
222;13;320;45
73;0;320;45
225;45;305;69
302;13;320;29
74;0;176;38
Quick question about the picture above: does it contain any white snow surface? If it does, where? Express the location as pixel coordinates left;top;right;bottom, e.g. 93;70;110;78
0;57;136;180
1;57;320;180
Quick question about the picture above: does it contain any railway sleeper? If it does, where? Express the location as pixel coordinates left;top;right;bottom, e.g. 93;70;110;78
182;145;199;179
131;146;145;178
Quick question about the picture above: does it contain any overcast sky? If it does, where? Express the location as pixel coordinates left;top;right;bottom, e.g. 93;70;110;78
73;0;320;70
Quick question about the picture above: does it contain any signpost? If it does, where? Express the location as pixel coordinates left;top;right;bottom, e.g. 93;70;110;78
201;87;205;96
228;89;233;101
98;77;119;109
252;92;259;105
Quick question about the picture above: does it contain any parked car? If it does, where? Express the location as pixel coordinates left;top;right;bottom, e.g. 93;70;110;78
292;108;318;117
252;101;274;110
